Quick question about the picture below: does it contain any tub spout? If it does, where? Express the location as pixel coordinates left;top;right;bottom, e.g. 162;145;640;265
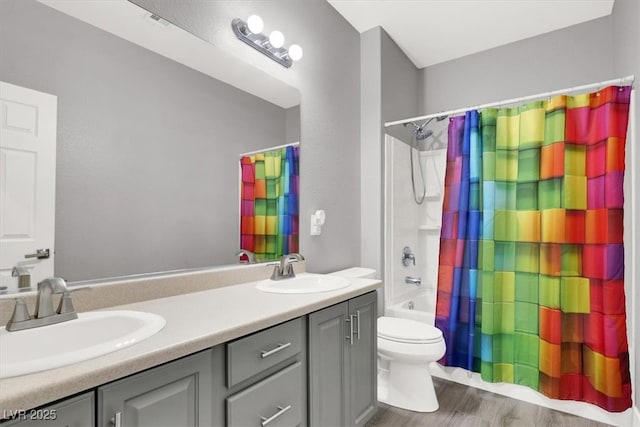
405;276;421;287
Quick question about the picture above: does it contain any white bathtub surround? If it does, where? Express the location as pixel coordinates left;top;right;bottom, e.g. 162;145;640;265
385;297;435;324
384;134;447;309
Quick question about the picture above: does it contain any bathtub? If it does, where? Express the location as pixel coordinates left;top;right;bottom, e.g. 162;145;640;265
385;295;435;324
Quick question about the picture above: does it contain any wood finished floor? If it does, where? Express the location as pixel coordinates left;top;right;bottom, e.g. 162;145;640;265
366;378;612;427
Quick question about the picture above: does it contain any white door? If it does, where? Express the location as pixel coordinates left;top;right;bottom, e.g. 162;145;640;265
0;81;57;291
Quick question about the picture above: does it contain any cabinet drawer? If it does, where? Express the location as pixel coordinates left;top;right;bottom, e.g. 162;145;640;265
227;317;302;387
226;362;302;427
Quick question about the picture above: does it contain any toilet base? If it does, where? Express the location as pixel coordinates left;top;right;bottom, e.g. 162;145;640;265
378;360;439;412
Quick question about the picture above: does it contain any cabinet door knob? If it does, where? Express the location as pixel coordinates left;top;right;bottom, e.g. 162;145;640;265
260;404;292;426
260;342;292;359
110;411;122;427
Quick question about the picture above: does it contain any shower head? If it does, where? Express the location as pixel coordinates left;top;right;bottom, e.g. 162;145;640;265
404;121;433;141
416;128;433;141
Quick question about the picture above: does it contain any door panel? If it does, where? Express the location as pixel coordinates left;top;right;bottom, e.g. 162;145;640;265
0;82;57;290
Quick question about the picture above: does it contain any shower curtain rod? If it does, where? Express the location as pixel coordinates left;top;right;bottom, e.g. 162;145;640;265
240;141;299;157
384;75;635;128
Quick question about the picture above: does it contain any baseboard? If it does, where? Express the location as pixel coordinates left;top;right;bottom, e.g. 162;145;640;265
633;405;640;427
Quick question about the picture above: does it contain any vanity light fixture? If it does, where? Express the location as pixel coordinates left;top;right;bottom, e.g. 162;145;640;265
232;15;303;68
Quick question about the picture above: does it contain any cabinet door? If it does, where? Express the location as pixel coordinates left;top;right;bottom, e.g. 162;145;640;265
308;302;348;427
1;392;94;427
348;292;377;426
97;350;212;427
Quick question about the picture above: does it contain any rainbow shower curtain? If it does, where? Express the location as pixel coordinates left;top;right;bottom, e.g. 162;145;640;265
240;145;299;261
435;86;632;412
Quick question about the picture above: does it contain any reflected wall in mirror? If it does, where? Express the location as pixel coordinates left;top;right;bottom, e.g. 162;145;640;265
0;0;301;286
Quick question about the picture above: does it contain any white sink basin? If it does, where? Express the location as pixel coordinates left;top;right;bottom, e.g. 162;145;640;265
0;310;166;379
256;273;350;294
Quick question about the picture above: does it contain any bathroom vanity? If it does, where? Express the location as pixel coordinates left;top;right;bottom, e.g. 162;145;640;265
0;267;380;427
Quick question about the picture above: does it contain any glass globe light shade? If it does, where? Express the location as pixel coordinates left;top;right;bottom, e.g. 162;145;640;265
269;30;285;48
288;44;303;61
246;15;264;34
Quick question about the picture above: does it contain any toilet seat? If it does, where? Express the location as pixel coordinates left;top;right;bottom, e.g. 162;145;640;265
378;316;443;344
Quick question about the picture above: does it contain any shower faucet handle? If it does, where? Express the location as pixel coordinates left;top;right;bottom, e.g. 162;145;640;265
402;246;416;267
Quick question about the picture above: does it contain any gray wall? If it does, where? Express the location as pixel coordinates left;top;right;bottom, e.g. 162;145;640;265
0;0;289;281
612;0;640;414
131;0;362;274
420;16;614;114
360;27;420;282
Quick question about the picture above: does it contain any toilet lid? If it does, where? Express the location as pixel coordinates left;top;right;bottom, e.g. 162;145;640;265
378;317;443;344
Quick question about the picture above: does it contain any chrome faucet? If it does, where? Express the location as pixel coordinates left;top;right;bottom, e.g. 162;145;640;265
5;277;88;332
236;249;256;264
269;253;305;280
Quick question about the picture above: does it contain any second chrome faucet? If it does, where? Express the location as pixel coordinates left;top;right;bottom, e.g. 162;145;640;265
269;253;305;280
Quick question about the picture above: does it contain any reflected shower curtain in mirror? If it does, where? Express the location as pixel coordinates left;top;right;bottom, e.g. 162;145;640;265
240;145;299;261
435;86;632;411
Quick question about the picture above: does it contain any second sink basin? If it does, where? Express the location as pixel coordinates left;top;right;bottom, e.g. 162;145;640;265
256;273;350;294
0;310;166;379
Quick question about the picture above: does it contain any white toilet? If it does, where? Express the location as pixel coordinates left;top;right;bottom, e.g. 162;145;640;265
377;316;445;412
329;267;446;413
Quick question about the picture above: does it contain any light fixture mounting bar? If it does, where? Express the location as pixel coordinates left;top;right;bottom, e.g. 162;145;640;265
232;18;292;68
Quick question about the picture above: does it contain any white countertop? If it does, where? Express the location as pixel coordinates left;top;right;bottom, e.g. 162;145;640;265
0;275;380;412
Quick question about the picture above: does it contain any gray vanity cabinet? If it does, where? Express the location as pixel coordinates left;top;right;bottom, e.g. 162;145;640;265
97;350;213;427
1;393;94;427
308;291;377;427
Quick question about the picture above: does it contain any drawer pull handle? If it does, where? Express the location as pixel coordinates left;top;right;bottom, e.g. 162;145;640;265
346;315;355;345
356;310;361;341
260;342;292;358
261;404;292;426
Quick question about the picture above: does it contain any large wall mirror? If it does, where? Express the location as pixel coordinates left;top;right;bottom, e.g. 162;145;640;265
0;0;301;287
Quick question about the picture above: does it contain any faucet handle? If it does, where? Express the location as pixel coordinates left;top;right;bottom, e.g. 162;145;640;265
10;298;32;322
56;287;91;315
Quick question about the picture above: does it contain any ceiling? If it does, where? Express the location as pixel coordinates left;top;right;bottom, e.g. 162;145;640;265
327;0;615;69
